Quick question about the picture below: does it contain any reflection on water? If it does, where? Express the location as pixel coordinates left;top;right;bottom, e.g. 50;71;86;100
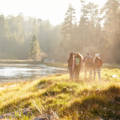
0;64;67;82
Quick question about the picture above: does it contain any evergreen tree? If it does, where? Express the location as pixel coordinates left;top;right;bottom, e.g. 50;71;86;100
29;35;40;60
101;0;120;45
61;4;76;52
79;2;100;47
31;19;39;35
101;0;120;61
0;15;10;53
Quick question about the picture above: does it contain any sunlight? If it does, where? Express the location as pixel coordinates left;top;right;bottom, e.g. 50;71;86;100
0;0;120;119
0;0;107;25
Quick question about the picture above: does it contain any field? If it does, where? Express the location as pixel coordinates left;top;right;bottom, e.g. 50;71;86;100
0;64;120;120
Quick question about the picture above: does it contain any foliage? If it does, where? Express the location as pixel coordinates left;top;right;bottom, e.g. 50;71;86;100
61;4;76;52
29;35;40;60
0;14;62;60
61;0;120;62
0;0;120;62
61;2;104;55
101;0;120;62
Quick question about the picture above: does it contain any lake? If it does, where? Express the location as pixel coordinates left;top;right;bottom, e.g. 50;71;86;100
0;64;67;83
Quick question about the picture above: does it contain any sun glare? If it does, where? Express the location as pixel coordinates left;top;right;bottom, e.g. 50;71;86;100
0;0;106;25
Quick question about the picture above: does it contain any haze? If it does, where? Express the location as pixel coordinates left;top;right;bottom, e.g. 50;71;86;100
0;0;106;26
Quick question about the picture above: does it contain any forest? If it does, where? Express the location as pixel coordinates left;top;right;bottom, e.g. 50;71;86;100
0;0;120;62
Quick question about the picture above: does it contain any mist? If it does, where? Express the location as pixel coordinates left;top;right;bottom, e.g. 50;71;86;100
0;0;119;63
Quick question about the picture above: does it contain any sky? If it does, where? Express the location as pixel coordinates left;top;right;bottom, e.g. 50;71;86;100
0;0;107;26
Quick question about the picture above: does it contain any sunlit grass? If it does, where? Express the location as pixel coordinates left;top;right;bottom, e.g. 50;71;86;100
0;67;120;119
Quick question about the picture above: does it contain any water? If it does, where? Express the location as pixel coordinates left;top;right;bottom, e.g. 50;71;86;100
0;64;67;83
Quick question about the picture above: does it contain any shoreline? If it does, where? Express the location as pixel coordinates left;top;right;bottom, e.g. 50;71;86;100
0;63;67;84
0;60;42;64
0;60;67;69
0;59;120;68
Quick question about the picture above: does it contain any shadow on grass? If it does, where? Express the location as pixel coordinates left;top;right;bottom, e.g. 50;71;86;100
1;82;120;120
42;82;77;97
61;85;120;119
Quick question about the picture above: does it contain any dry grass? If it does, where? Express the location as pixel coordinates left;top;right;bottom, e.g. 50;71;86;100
0;67;120;120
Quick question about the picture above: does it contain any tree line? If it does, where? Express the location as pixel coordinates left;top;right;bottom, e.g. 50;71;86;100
0;0;120;62
61;0;120;62
0;13;62;60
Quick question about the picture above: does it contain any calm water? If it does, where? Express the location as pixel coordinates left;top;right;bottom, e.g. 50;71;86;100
0;64;67;83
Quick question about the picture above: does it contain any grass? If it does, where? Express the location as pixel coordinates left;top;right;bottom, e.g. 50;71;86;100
0;67;120;120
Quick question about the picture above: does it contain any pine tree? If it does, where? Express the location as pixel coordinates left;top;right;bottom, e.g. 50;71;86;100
29;35;40;60
0;15;10;53
79;2;100;50
31;19;39;35
61;4;76;52
101;0;120;61
101;0;120;45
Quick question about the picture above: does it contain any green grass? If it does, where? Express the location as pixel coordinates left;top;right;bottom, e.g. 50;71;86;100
0;68;120;120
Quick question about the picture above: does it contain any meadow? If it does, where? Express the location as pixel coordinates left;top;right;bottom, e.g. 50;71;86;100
0;64;120;120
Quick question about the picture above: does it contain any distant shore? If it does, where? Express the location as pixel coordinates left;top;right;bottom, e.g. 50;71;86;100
0;59;67;68
0;59;119;69
0;59;42;64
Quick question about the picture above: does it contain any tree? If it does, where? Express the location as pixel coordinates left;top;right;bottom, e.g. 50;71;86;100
101;0;120;61
79;0;88;51
0;15;10;53
29;35;40;60
80;2;100;44
61;4;76;52
31;19;39;35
